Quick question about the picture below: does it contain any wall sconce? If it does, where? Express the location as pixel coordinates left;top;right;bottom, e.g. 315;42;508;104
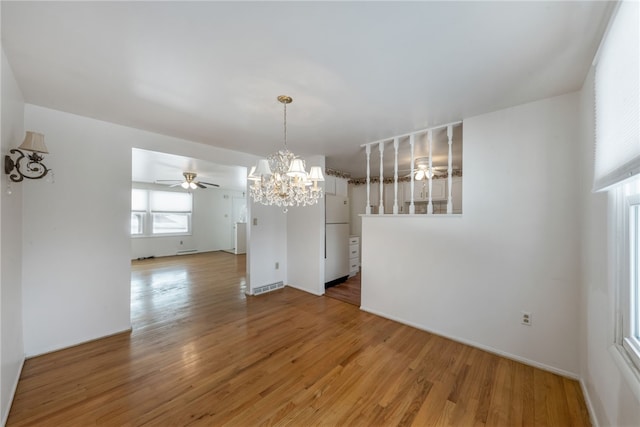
4;131;51;182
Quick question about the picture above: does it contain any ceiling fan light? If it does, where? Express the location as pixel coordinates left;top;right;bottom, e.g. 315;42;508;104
181;182;189;189
189;182;197;189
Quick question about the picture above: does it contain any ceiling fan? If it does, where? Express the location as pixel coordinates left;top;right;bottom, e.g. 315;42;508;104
156;172;219;190
401;157;448;180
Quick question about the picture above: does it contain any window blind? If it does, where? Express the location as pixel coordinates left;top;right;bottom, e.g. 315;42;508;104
131;189;148;211
593;0;640;192
149;191;192;213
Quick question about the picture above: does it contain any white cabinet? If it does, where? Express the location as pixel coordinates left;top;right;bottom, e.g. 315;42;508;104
348;236;360;277
325;224;350;283
234;222;246;254
383;182;405;214
324;175;336;194
335;178;348;197
451;176;462;214
325;176;348;196
403;179;446;202
368;183;380;213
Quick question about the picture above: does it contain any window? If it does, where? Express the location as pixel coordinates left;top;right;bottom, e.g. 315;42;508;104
151;212;190;234
131;212;144;235
622;190;640;370
593;0;640;377
131;189;147;235
131;189;192;236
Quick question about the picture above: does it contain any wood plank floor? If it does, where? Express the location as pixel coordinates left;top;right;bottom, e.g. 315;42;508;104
8;251;591;426
324;273;361;306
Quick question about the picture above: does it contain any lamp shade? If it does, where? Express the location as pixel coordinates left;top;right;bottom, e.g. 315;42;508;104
18;131;48;154
309;166;325;181
287;159;307;178
247;166;260;181
254;159;272;177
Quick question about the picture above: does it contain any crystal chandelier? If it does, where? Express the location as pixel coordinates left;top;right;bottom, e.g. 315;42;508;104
248;95;324;208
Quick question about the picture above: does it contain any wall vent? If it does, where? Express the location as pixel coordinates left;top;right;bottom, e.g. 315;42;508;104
253;281;284;295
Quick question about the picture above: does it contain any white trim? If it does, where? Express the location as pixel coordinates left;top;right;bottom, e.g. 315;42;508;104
610;344;640;404
359;214;463;218
25;327;132;359
2;355;25;427
285;283;324;296
360;121;463;147
580;378;601;427
360;305;579;379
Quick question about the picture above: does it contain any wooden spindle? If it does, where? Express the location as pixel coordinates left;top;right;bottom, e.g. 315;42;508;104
393;138;399;214
447;125;453;214
365;145;371;215
427;130;433;215
378;142;384;215
409;134;415;214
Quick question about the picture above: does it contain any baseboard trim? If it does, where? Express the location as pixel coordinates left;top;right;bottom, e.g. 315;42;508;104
579;378;600;427
25;327;133;359
360;305;579;380
2;355;25;427
286;283;324;296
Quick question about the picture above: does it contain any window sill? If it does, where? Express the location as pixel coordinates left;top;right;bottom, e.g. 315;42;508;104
130;233;192;239
609;344;640;404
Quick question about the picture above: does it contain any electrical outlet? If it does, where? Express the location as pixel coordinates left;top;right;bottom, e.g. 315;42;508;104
521;311;532;326
275;262;279;270
253;218;258;226
180;240;183;245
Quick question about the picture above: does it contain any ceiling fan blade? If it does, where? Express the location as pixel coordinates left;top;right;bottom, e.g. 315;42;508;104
198;181;220;187
155;180;181;183
169;183;182;188
195;182;207;189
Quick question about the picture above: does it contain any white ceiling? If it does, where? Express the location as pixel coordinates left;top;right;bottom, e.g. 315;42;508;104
1;1;612;178
132;148;247;191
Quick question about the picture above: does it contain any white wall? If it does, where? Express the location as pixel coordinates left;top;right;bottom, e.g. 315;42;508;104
247;201;287;293
21;104;272;356
578;67;640;426
130;182;244;259
287;155;326;296
361;93;581;376
0;48;25;425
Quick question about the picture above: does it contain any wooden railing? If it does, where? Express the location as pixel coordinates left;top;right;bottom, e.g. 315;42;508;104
360;121;462;215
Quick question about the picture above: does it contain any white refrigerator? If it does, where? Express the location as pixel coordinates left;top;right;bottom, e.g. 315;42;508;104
325;194;350;286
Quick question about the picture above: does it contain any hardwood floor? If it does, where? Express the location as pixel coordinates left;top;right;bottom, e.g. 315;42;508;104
324;273;361;306
8;251;591;426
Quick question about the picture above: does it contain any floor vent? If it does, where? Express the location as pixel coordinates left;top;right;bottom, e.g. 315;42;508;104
253;281;284;295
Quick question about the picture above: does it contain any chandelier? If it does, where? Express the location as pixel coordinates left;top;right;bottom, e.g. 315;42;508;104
248;95;324;208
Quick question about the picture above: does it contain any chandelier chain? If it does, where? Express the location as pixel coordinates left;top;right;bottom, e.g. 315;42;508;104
283;101;288;150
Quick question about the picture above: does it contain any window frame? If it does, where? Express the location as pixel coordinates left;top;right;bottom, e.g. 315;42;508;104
613;184;640;384
620;193;640;371
131;188;193;238
131;211;145;236
150;211;192;236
